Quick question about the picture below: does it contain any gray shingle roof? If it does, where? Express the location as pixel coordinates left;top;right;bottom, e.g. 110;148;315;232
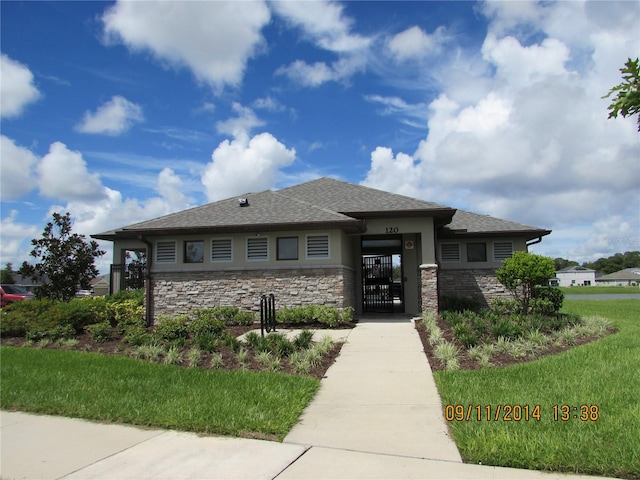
439;209;551;238
93;177;550;240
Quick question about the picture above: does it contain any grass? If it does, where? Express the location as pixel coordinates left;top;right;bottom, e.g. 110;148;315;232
559;286;638;295
0;346;320;441
433;300;640;479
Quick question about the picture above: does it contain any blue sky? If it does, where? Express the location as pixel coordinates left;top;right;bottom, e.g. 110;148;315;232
1;0;639;275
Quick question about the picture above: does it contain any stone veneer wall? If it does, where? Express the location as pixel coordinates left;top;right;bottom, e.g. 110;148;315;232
149;266;355;321
419;264;439;315
438;268;510;308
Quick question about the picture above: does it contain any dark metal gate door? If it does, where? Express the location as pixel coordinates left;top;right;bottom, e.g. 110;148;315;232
363;255;393;313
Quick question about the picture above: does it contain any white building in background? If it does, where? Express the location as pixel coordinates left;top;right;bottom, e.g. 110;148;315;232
555;266;597;287
595;268;640;286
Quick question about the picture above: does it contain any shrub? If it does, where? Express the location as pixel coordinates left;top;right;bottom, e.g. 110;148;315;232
26;323;75;342
107;299;144;327
85;321;113;343
276;305;351;327
490;297;520;316
188;315;227;339
294;330;314;350
533;286;564;313
496;252;555;314
193;307;255;326
153;315;189;344
122;325;151;346
440;295;482;312
107;288;144;305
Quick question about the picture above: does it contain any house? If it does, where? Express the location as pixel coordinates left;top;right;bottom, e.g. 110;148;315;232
595;267;640;286
90;275;110;297
555;266;597;287
92;177;551;322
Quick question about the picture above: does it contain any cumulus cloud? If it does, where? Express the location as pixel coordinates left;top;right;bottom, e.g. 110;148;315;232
0;135;38;200
38;142;109;202
216;103;265;137
0;210;39;265
102;0;270;91
363;0;639;263
0;54;41;118
272;0;370;87
202;132;296;201
387;26;447;61
76;95;144;135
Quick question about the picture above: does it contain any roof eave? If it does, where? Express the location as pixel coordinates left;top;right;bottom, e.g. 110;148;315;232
91;219;366;241
438;229;552;239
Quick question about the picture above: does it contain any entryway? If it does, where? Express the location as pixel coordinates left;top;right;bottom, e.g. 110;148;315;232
361;236;404;313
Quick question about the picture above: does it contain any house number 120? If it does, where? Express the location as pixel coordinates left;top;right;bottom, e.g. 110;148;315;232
386;227;399;233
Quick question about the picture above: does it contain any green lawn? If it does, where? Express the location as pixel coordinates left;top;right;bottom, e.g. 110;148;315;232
559;286;639;294
0;347;319;440
433;299;640;479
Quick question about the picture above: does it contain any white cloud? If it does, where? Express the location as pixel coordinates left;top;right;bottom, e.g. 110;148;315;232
387;26;447;61
0;135;38;200
364;0;640;263
156;168;190;211
0;210;39;266
271;0;370;53
76;95;144;135
38;142;109;202
0;54;41;118
202;132;296;202
102;1;270;91
216;103;265;137
272;0;370;87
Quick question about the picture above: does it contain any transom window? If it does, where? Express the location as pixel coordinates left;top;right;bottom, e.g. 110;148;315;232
467;242;487;262
184;240;204;263
277;237;298;260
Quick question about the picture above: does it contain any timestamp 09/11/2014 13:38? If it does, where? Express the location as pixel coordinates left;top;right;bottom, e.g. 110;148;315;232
445;404;600;422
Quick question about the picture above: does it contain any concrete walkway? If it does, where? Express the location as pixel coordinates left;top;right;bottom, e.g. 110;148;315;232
1;317;614;479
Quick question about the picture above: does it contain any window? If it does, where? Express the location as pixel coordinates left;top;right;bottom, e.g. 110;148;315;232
441;243;460;262
493;242;513;261
156;241;176;264
184;240;204;263
211;238;232;262
467;242;487;262
306;234;330;259
277;237;298;260
247;237;268;260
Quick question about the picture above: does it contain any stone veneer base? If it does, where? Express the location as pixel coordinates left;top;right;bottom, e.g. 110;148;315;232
149;266;355;322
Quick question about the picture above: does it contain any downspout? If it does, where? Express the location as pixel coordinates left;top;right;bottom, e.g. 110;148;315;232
139;236;153;327
526;237;543;251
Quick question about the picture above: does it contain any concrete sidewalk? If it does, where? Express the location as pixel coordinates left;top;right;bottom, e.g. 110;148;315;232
1;317;614;479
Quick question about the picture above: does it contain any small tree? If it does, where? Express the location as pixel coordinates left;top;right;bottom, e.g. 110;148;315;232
496;251;555;315
18;212;105;302
1;263;16;284
603;57;640;132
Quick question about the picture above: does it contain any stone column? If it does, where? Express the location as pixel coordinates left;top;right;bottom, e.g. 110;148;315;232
419;263;439;315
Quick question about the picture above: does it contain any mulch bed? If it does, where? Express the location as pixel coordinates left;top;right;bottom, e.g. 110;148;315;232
0;322;357;380
415;316;617;371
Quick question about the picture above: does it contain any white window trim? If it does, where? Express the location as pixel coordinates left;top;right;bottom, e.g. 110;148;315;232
440;243;461;263
211;238;233;263
493;241;514;262
246;236;269;261
155;240;177;264
305;233;330;259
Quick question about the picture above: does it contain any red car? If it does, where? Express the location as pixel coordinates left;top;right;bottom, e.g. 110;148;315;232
1;284;34;308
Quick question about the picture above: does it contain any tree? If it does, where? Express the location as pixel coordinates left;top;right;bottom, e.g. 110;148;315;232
603;57;640;131
497;251;556;315
18;212;105;302
1;263;16;284
553;257;578;271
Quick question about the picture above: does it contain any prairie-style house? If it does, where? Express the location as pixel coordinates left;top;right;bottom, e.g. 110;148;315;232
93;178;551;322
